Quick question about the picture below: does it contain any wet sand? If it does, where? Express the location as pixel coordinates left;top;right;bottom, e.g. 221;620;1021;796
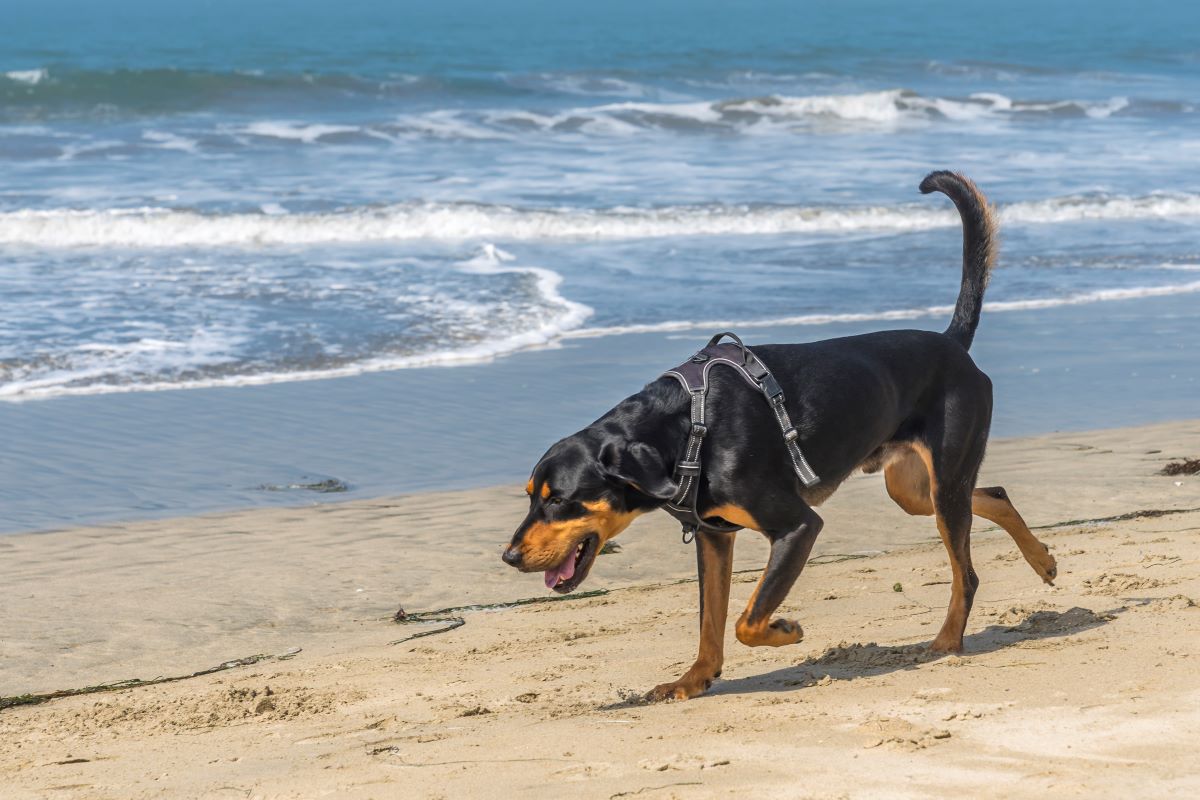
3;289;1198;535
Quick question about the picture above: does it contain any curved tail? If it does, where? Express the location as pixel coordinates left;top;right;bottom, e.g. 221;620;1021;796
920;170;998;351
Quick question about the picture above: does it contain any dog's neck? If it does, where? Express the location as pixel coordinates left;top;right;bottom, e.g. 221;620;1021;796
588;377;691;493
599;375;689;438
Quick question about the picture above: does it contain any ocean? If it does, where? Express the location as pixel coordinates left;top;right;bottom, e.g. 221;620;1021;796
1;0;1198;530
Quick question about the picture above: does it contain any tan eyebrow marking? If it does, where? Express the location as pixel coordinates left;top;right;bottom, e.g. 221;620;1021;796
541;483;552;499
525;478;534;496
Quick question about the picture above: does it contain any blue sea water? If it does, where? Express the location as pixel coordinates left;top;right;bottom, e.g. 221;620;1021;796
2;0;1199;400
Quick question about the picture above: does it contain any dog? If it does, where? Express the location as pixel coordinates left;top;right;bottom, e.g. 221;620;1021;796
501;171;1058;701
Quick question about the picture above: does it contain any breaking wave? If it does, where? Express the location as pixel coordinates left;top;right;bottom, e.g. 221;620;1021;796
0;244;592;402
6;274;1197;402
3;192;1199;248
454;90;1137;136
274;91;1147;140
563;280;1200;339
1;68;1173;130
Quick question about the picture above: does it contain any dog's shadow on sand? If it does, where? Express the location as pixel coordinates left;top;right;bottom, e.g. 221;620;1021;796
711;605;1122;698
602;605;1122;708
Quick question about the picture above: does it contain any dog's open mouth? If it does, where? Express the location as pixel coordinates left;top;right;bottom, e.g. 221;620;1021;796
544;533;599;594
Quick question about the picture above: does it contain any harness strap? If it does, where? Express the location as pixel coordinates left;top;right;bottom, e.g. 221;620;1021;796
661;331;820;539
759;376;820;488
664;388;720;538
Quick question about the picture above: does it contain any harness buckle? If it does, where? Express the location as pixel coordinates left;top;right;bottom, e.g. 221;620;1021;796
760;373;784;399
691;423;707;437
745;358;770;380
676;460;701;475
783;427;799;442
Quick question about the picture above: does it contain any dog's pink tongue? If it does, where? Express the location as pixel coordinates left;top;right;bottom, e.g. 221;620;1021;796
544;554;576;589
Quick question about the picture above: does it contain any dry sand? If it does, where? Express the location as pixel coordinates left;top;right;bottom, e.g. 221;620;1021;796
2;420;1199;798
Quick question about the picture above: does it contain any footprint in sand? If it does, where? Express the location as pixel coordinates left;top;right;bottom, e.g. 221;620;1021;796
859;717;952;751
1139;595;1198;613
1082;572;1170;596
1139;554;1182;566
805;642;938;670
1006;606;1114;635
991;603;1056;626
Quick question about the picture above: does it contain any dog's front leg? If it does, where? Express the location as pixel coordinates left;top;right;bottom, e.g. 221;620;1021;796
647;529;735;702
735;506;824;647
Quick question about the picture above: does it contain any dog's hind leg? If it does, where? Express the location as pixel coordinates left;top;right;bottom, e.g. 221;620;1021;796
905;437;983;655
734;504;824;648
929;482;978;653
885;450;1056;586
972;486;1056;585
647;529;735;701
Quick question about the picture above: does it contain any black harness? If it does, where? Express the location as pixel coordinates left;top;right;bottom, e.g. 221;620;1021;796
661;332;820;540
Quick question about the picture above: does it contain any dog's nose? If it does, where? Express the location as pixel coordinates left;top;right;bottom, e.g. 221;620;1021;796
501;546;523;567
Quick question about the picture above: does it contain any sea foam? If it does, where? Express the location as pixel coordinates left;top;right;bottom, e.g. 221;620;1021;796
3;68;47;85
563;281;1200;339
5;277;1197;402
0;244;594;402
390;89;1139;139
3;193;1199;248
241;121;363;143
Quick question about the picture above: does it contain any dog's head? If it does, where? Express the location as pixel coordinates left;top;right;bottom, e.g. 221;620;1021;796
501;433;677;593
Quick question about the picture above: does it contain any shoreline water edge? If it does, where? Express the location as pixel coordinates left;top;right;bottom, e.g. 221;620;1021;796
3;289;1198;534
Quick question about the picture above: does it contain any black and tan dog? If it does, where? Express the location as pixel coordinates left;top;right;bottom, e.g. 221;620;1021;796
501;171;1057;701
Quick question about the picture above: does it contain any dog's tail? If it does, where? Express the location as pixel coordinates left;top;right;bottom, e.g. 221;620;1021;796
920;170;998;351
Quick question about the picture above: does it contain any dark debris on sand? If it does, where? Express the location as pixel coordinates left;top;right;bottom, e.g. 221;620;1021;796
1160;459;1200;476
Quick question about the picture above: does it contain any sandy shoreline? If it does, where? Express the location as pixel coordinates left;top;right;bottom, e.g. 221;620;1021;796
4;289;1199;536
2;419;1199;797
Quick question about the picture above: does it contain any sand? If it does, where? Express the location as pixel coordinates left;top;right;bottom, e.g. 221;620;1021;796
2;419;1199;798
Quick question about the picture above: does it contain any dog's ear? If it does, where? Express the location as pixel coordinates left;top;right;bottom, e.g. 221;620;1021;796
599;441;678;501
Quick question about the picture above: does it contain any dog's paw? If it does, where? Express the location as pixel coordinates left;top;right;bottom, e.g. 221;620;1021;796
646;675;714;703
770;618;804;641
1027;543;1057;585
928;638;964;655
736;617;804;647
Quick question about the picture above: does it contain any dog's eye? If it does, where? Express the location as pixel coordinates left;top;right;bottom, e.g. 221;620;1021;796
546;496;564;506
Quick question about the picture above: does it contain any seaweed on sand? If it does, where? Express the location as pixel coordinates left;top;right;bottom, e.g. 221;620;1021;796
1160;458;1200;476
0;648;302;712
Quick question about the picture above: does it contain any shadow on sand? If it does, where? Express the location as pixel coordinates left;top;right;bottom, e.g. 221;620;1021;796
710;605;1122;697
601;605;1123;709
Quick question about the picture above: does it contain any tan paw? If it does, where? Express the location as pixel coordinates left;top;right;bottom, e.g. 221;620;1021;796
928;637;964;655
646;676;714;702
1024;542;1057;585
736;617;804;647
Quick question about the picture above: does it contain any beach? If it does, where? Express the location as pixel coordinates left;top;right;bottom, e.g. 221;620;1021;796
4;1;1200;797
3;419;1199;798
